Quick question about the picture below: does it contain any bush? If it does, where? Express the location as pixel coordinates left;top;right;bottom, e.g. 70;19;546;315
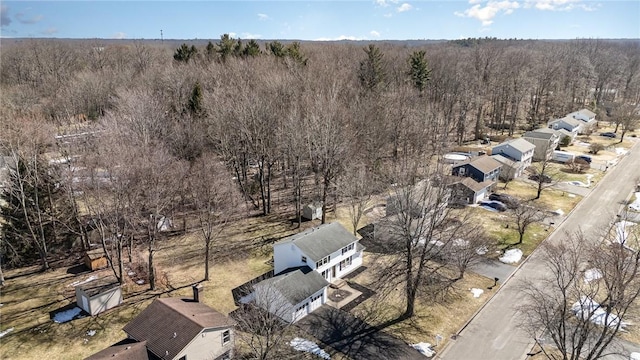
559;135;571;147
565;158;589;173
589;143;605;154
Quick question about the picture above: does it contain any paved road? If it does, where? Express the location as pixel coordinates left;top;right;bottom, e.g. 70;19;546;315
469;259;516;284
438;139;640;360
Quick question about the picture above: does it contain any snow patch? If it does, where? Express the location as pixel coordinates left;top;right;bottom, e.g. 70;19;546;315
584;268;602;283
68;275;97;288
499;249;523;264
53;307;83;323
290;337;330;359
629;192;640;212
475;246;488;255
470;288;484;298
615;148;628;156
0;327;14;338
613;221;635;246
552;209;564;216
571;296;625;328
411;342;436;357
136;280;145;285
87;330;96;337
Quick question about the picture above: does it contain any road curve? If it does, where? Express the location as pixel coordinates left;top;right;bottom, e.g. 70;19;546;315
438;139;640;360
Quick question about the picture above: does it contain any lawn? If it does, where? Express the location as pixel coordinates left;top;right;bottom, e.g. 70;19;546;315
499;179;583;215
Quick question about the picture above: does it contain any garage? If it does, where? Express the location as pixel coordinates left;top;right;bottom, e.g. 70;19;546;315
293;303;308;321
309;293;323;312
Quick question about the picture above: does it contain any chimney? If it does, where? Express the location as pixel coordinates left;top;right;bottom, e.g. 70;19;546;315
192;283;203;302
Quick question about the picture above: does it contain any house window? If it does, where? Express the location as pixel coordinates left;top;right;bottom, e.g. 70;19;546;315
316;255;330;268
222;330;231;345
339;256;353;271
178;357;186;360
301;256;307;263
341;243;354;255
220;351;231;360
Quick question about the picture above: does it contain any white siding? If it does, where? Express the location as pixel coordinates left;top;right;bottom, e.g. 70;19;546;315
75;286;123;316
315;243;363;282
273;242;309;274
290;288;326;323
174;327;234;360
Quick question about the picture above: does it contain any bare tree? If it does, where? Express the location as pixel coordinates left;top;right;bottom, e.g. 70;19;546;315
188;153;240;281
511;203;546;245
520;225;640;360
337;163;378;236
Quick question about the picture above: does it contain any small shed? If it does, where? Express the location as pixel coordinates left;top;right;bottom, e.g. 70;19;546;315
302;202;323;220
84;248;108;271
75;275;123;316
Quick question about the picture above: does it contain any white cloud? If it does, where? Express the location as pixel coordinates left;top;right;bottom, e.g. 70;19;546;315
242;32;262;39
454;0;520;26
370;30;381;37
397;3;413;12
314;35;364;41
1;5;11;27
524;0;594;11
375;0;399;7
113;32;126;39
41;27;57;35
384;12;393;17
228;32;238;38
16;11;43;24
257;13;269;20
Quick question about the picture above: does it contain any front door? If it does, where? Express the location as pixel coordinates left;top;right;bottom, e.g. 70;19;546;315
332;265;336;278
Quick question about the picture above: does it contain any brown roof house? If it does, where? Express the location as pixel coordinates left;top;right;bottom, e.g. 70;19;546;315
85;340;150;360
451;156;502;204
123;285;235;360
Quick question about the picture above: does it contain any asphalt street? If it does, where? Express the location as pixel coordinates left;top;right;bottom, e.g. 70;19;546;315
438;139;640;360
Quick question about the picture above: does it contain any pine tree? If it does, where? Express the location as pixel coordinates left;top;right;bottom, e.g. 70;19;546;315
217;34;237;62
188;81;205;118
243;40;261;58
359;44;387;92
173;43;198;63
407;50;431;95
266;41;286;58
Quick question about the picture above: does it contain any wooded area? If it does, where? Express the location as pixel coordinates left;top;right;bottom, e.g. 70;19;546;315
0;36;639;292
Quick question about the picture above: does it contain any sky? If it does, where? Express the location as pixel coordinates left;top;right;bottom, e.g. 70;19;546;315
0;0;638;40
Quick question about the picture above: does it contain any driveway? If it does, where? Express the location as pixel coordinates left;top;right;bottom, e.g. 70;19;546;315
297;306;427;360
469;258;516;284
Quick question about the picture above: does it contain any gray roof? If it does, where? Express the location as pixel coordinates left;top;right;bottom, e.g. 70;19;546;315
457;177;494;193
572;108;596;119
85;340;149;360
78;275;121;297
276;222;358;262
453;155;502;174
523;128;560;140
553;116;582;128
258;266;329;305
491;154;520;168
494;138;535;153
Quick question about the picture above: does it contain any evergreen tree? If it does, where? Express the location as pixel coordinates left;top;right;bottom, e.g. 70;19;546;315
407;50;431;95
243;39;261;58
285;42;308;66
359;44;387;92
206;41;216;61
173;43;198;63
216;34;237;62
188;81;205;118
266;41;286;58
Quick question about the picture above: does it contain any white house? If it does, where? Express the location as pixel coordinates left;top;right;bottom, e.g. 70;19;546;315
251;222;364;323
548;117;581;141
522;128;561;161
491;138;535;170
490;154;523;180
273;222;363;282
568;109;597;133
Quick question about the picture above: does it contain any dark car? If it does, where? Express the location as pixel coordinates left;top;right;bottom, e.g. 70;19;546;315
529;174;552;183
480;200;507;212
489;193;520;209
576;155;592;164
600;132;617;138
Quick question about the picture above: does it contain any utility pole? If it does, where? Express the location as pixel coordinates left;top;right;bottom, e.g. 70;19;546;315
160;29;163;42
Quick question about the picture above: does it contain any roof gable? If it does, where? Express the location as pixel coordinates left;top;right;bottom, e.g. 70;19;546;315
276;222;358;262
457;177;494;193
523;128;560;140
123;298;234;359
493;138;535;154
85;340;150;360
455;155;502;174
257;266;329;305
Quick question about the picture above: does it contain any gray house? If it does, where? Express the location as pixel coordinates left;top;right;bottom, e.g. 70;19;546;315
75;275;123;316
450;177;495;204
452;155;502;183
123;291;235;360
568;108;597;133
548;116;581;140
522;128;561;161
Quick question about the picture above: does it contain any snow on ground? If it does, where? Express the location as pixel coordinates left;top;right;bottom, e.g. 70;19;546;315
290;337;331;359
629;192;640;212
53;307;83;323
499;249;523;264
0;327;14;338
572;296;624;328
87;330;96;337
68;275;97;287
411;342;436;357
470;288;484;298
615;148;629;156
584;268;602;283
614;221;636;245
475;246;488;255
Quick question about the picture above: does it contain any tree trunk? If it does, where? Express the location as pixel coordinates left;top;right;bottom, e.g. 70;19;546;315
321;176;329;224
204;237;211;281
148;238;156;290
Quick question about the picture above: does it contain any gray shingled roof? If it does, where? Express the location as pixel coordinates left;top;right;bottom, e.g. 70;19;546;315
574;108;596;119
123;298;234;360
500;138;535;153
552;116;581;128
491;154;520;167
466;155;502;174
523;128;560;140
258;266;329;305
276;222;358;262
85;340;149;360
458;177;494;193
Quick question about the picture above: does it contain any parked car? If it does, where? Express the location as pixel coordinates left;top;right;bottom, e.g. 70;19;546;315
489;193;520;209
529;174;552;183
576;155;592;164
480;200;507;212
600;132;617;138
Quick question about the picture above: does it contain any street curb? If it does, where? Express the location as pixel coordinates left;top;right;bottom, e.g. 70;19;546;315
435;139;640;360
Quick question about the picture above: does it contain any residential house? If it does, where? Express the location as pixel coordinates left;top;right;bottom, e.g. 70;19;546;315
548;116;581;141
123;286;235;360
85;340;150;360
522;128;561;161
491;138;535;172
490;154;522;181
452;155;502;183
568;108;597;134
248;222;364;323
450;177;495;205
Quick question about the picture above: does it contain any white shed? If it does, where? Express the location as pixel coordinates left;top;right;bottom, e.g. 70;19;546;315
302;202;323;220
75;276;123;316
